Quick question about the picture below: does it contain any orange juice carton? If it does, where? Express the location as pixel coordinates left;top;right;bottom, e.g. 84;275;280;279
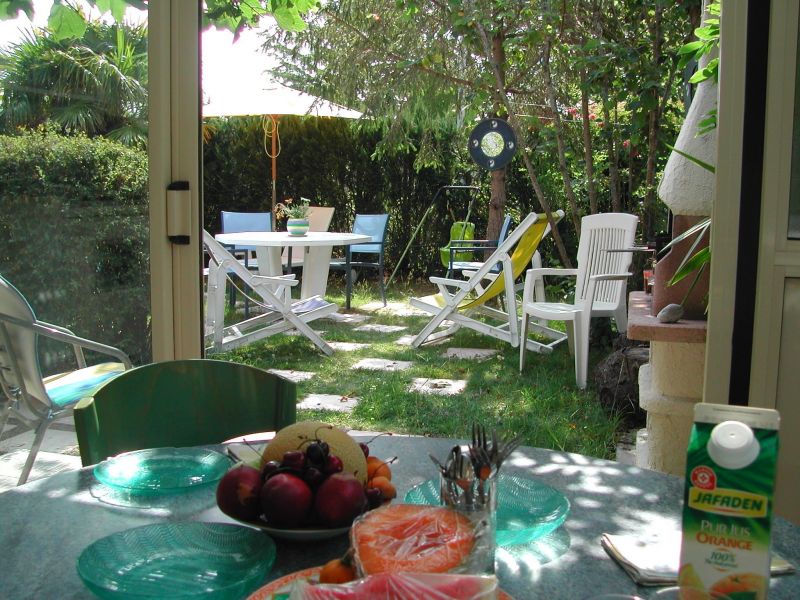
678;404;780;599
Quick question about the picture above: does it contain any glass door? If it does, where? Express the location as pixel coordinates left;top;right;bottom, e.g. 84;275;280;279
0;2;153;372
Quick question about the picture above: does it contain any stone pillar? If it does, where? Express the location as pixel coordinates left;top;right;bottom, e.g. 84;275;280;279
628;292;707;476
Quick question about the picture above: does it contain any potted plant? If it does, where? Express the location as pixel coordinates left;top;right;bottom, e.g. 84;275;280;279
277;197;311;236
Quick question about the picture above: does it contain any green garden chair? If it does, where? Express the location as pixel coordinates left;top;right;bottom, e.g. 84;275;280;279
73;359;296;465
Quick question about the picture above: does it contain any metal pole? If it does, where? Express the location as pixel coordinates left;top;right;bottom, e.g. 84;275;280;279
271;115;277;216
386;185;480;288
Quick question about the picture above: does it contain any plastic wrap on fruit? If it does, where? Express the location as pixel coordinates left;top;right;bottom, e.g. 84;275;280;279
288;572;499;599
350;504;476;576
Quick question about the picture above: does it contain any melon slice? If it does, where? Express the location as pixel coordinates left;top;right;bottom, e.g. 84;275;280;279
351;504;475;575
262;421;367;484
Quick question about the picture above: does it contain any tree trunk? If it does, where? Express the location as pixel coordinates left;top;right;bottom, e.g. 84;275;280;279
473;21;572;267
643;3;664;241
543;39;581;235
602;76;621;212
580;68;598;214
488;167;506;241
487;32;507;242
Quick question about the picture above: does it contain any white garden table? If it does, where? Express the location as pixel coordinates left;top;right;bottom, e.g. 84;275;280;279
215;231;370;300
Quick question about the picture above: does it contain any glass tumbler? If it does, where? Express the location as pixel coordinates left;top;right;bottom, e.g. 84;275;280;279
439;470;498;575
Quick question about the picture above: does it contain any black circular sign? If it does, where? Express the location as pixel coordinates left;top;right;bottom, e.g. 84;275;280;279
468;118;517;170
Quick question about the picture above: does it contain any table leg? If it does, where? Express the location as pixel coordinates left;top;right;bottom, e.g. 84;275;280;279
256;246;290;302
301;245;333;299
345;249;352;309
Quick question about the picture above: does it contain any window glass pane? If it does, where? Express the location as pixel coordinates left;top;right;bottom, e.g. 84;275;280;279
0;4;151;374
789;22;800;239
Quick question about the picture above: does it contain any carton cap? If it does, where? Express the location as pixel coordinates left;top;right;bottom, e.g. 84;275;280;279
707;420;760;470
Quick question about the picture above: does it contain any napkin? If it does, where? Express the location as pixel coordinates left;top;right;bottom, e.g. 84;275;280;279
601;531;796;586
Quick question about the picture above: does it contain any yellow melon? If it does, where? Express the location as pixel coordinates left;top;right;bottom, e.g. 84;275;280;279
262;421;367;484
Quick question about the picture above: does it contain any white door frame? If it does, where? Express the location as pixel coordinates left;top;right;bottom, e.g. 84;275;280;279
148;1;203;361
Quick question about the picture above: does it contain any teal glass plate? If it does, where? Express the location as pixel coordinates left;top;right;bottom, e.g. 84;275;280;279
404;473;570;546
76;522;276;599
93;447;230;494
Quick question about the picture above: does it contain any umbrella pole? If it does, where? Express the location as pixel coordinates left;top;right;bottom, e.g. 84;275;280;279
271;115;278;216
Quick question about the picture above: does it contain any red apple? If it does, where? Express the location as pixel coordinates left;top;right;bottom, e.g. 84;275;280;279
260;472;313;528
216;465;262;522
314;472;368;527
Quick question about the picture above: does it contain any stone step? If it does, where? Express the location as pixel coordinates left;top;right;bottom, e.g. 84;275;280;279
408;378;467;396
352;358;412;372
297;393;360;413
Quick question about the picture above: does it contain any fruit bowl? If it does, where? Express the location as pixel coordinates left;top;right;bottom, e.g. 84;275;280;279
216;422;397;537
230;515;351;541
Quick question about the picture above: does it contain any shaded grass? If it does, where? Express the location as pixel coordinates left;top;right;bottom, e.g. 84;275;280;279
217;278;621;460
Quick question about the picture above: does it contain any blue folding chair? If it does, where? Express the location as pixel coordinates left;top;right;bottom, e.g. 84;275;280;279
330;214;389;309
220;211;272;315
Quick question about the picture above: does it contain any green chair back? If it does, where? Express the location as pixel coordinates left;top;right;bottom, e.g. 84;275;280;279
74;359;296;466
439;221;476;268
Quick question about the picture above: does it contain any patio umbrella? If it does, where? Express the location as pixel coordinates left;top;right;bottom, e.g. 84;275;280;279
202;28;361;214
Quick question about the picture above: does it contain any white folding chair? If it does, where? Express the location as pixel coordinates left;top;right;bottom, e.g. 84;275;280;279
0;275;132;485
204;231;338;355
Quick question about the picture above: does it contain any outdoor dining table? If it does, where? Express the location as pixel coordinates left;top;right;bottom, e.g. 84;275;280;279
1;434;797;599
214;231;371;300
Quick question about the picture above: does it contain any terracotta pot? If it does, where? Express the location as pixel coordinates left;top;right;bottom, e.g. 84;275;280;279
651;215;710;320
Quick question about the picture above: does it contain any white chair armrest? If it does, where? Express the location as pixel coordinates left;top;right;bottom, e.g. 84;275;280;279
527;268;579;278
522;268;578;304
429;276;470;289
31;320;133;369
252;274;299;287
589;272;632;282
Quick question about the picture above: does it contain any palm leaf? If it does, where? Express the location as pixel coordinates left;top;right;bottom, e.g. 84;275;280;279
666;144;716;173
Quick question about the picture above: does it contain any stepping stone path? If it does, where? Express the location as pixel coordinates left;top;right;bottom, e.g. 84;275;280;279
443;348;499;360
326;312;370;324
408;378;468;396
297;393;360;413
353;358;413;372
394;334;417;346
353;324;407;334
267;369;315;383
328;341;370;352
360;301;429;317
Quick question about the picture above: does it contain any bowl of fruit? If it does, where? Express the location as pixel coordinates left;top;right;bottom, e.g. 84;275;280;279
216;421;396;541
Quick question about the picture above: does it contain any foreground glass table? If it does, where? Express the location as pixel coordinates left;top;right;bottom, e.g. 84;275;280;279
1;435;797;599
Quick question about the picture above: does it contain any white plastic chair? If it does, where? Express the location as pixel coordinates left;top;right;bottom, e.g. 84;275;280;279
0;275;132;485
204;231;338;355
519;213;639;389
281;206;335;270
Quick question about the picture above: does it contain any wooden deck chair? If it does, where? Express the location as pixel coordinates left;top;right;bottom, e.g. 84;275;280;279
204;231;338;356
410;211;565;351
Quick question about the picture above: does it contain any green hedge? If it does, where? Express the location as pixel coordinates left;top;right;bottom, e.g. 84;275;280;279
0;130;150;371
203;116;512;279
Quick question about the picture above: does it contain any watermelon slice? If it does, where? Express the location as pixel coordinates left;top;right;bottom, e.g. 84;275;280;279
290;572;499;599
351;504;475;575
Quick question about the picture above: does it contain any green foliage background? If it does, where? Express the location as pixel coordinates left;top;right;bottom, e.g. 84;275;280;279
0;130;150;370
202;115;613;276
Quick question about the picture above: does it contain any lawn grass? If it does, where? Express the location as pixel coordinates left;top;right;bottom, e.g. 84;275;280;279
216;277;621;460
